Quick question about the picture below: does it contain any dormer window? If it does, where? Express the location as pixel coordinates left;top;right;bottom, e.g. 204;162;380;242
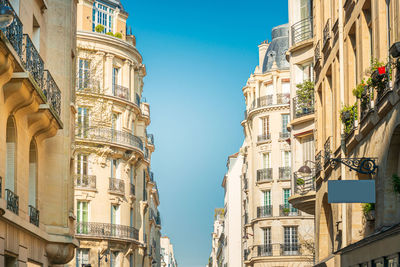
92;1;114;33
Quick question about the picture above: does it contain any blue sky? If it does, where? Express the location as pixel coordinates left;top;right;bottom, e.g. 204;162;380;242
125;1;288;266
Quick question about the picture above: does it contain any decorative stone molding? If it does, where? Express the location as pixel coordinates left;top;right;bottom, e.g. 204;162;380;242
45;242;75;265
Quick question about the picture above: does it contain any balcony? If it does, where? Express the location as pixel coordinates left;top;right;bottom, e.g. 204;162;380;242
75;222;139;241
112;84;129;100
257;205;272;218
255;244;304;257
279;204;299;216
147;133;154;145
324;136;332;166
277;93;290;105
244;212;248;224
74;174;96;190
323;19;331;48
292;95;315;119
257;244;273;256
289;173;316;215
29;205;39;227
314;40;321;64
279;132;290;139
76;127;144;152
5;189;19;215
279;167;291;180
109;178;125;195
291;17;313;46
257;133;271;142
257;168;273;182
244;249;250;261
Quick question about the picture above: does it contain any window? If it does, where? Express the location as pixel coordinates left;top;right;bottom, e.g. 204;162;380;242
32;16;40;51
5;116;16;192
282;82;290;95
263;190;271;206
5;255;17;267
129;254;133;267
111;205;120;225
111;113;120;131
9;0;19;16
283;227;298;255
283;189;291;205
112;67;120;94
28;141;37;208
130;208;134;227
77;107;89;137
92;2;114;33
301;135;314;164
78;59;90;90
301;62;314;82
282;114;289;134
110;251;119;267
282;151;291;167
131;120;135;135
260;116;269;136
110;159;118;179
76;249;89;267
300;0;311;20
262;153;271;168
263;228;271;245
77;201;89;234
130;164;134;184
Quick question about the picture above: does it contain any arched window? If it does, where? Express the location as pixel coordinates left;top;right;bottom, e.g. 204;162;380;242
5;116;16;192
29;140;37;208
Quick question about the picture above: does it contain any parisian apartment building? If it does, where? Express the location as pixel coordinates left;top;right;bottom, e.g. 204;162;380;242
69;0;162;267
0;0;79;266
289;0;400;266
160;236;178;267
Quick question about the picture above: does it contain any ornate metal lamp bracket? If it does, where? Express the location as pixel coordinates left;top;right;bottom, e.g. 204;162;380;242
329;157;378;174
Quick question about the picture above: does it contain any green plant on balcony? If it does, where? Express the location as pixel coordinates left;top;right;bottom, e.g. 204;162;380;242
106;32;114;37
114;32;123;39
340;104;358;134
95;24;105;33
283;207;290;215
296;178;305;185
368;58;392;98
353;80;373;115
362;203;375;221
296;80;314;114
392;174;400;194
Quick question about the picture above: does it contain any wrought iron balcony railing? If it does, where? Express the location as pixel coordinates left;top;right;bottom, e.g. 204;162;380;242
0;0;23;58
43;70;61;116
130;183;135;195
257;205;272;218
294;172;316;195
135;93;140;106
257;244;273;257
6;189;19;215
315;151;322;174
279;203;299;216
147;133;154;145
109;178;125;194
279;132;290;139
76;221;139;241
291;17;313;45
277;93;290;105
257;133;271;142
281;243;300;256
279;167;291;180
323;19;331;47
244;249;250;260
292;95;315;119
156;211;161;225
315;40;321;63
324;136;332;166
29;205;39;226
76;127;144;151
22;34;44;88
257;168;273;182
113;84;129;100
75;174;96;190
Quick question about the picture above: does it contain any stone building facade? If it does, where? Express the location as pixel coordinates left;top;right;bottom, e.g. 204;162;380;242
68;0;161;266
241;24;314;267
290;0;400;266
0;0;78;266
160;236;178;267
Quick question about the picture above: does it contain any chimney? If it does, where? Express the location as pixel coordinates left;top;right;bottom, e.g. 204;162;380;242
258;40;269;69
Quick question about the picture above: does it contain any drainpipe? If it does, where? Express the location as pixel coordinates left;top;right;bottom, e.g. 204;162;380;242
338;0;347;248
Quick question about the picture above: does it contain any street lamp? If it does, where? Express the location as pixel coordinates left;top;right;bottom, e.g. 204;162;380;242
0;5;14;28
390;42;400;58
297;160;315;175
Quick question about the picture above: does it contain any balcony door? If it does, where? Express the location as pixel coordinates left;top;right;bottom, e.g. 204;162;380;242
262;153;271;169
77;201;89;234
78;59;90;90
281;150;291;167
300;0;311;20
283;226;298;255
77;107;89;138
263;190;271;207
263;228;271;254
259;116;269;138
112;67;121;95
76;154;88;187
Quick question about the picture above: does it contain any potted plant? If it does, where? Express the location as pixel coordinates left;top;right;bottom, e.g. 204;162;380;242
296;178;305;185
106;32;114;37
340;104;358;135
283;207;290;216
95;24;105;33
392;174;400;194
296;80;314;115
114;32;123;39
362;203;375;221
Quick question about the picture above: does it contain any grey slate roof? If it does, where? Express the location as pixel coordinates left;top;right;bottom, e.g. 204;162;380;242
261;24;289;73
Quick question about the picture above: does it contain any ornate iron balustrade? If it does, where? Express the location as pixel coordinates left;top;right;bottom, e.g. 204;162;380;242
257;95;273;107
75;174;96;190
257;205;272;218
0;0;23;58
43;70;61;116
76;127;144;151
277;93;290;105
22;34;44;88
292;94;315;119
279;132;290;139
279;204;299;216
315;40;321;63
130;183;135;195
5;189;19;215
156;211;161;225
324;136;332;166
257;168;273;182
76;221;139;241
323;19;331;47
147;133;154;145
29;205;39;226
109;178;125;194
113;84;129;100
294;172;316;195
281;243;300;256
279;167;291;180
291;17;313;45
315;151;322;173
257;133;271;142
257;244;272;257
244;249;250;260
360;85;374;121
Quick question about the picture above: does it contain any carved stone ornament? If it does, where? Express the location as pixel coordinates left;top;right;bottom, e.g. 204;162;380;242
45;243;75;264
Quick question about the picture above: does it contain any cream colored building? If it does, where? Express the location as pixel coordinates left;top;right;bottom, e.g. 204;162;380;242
290;0;400;266
160;236;177;267
241;24;314;266
0;0;78;266
68;0;161;266
207;208;224;267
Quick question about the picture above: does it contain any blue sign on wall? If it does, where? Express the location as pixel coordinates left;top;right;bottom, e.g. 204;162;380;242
328;180;375;203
